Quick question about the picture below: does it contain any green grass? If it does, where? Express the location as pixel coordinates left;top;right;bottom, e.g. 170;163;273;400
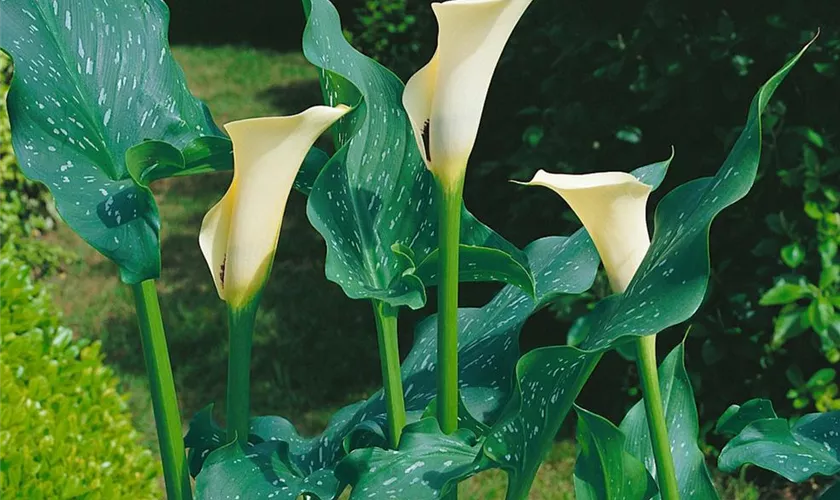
46;44;774;499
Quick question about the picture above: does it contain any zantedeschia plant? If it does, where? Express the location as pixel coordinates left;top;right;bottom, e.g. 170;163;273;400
2;1;833;500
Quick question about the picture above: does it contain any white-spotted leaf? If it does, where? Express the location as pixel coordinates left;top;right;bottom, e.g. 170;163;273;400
576;40;815;352
187;229;601;497
0;0;232;283
717;403;840;482
302;0;532;308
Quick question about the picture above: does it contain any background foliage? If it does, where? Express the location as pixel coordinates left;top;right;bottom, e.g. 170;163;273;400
0;252;160;498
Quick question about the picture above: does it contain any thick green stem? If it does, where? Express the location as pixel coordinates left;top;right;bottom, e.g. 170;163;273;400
435;176;465;436
226;300;259;445
372;300;407;448
636;334;680;500
131;280;193;500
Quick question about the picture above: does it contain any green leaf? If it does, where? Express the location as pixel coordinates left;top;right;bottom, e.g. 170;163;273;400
0;0;231;283
781;242;806;268
820;482;840;499
414;206;535;296
809;300;836;333
576;40;814;352
820;264;840;289
718;410;840;482
422;396;490;438
397;230;600;427
760;281;809;305
301;0;532;308
573;406;658;500
620;344;718;500
187;230;601;495
186;158;670;496
479;346;600;500
293;147;332;195
184;405;226;478
407;158;672;500
195;440;339;500
771;307;809;348
715;398;778;437
126;136;236;186
335;418;488;500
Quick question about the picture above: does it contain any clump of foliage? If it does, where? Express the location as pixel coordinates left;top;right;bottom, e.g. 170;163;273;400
345;0;433;80
0;251;160;499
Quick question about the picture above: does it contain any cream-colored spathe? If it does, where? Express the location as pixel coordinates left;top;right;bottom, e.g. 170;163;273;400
521;171;653;293
199;105;350;307
403;0;532;187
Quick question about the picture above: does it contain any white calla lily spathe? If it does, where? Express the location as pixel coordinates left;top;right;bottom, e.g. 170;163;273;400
519;170;653;292
403;0;533;188
199;105;350;308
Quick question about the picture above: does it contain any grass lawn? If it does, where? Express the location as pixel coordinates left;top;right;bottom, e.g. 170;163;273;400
47;44;792;499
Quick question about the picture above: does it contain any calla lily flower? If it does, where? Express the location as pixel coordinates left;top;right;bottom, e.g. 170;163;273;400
519;171;653;293
403;0;533;188
199;105;350;308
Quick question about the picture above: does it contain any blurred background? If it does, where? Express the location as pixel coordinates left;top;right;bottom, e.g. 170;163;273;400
1;0;838;498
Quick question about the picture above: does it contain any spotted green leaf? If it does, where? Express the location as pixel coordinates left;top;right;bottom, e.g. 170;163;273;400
187;230;601;497
715;398;778;437
189;158;667;496
576;40;815;352
620;343;718;500
335;418;489;500
573;406;657;500
302;0;532;309
0;0;231;283
194;439;339;500
717;405;840;482
479;345;600;500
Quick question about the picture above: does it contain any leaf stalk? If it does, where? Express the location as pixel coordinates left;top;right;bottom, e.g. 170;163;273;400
372;300;407;447
226;299;259;445
435;175;465;436
636;334;680;500
131;280;193;500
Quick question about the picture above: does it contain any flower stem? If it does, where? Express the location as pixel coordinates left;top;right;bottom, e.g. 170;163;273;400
226;300;259;445
636;334;680;500
131;280;193;500
372;300;407;448
435;176;465;436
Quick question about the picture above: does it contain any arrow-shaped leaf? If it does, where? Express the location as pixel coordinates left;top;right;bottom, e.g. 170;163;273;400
194;439;339;500
576;39;815;352
481;345;601;500
335;418;489;500
717;402;840;482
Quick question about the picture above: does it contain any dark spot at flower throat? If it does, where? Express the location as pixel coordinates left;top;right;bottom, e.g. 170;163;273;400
422;120;431;162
